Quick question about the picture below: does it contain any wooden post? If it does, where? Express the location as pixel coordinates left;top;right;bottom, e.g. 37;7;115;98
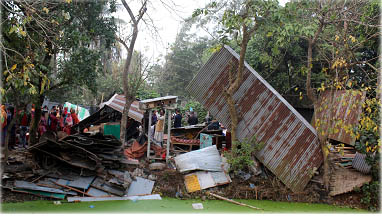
146;109;152;158
166;108;171;162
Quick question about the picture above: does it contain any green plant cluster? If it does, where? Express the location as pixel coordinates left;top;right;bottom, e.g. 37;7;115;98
357;181;380;212
179;100;208;126
223;136;264;174
353;99;380;211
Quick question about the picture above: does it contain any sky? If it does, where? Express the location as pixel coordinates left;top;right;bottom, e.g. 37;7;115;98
114;0;208;62
114;0;289;62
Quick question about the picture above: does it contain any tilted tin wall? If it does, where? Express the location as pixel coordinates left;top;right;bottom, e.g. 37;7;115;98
313;90;366;146
104;94;144;122
187;45;322;192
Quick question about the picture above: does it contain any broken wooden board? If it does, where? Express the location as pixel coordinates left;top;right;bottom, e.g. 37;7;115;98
329;167;372;196
13;188;66;199
127;177;155;196
174;145;223;173
68;176;95;190
14;180;75;195
91;177;125;196
67;194;162;202
53;179;92;196
184;171;231;193
87;187;114;197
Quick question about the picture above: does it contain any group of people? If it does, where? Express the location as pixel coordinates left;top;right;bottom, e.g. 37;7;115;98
0;103;81;149
147;109;199;146
41;105;80;137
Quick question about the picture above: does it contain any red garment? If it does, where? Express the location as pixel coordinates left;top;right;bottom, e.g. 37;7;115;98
49;114;58;132
20;112;29;126
38;116;47;136
71;112;80;125
63;126;71;135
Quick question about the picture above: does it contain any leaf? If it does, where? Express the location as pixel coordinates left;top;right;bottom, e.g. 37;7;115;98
19;29;27;37
66;0;72;3
10;64;17;71
6;74;12;82
43;7;49;14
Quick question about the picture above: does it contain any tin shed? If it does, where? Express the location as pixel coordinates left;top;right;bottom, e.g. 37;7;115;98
187;45;323;192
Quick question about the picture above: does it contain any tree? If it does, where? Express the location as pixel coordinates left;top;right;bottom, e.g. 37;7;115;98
194;0;279;143
117;0;148;145
1;0;117;146
280;0;380;190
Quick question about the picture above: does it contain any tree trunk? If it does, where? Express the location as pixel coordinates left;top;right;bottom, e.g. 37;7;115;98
120;27;138;146
120;98;134;146
306;25;330;190
29;95;44;146
224;27;251;145
119;0;146;146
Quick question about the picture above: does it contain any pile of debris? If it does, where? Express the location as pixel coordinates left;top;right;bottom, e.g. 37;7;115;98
2;133;160;202
174;145;232;193
330;145;357;169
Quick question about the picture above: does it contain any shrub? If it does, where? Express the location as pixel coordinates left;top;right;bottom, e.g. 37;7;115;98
223;136;264;174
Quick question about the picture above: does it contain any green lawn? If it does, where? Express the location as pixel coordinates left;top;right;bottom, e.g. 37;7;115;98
1;197;369;214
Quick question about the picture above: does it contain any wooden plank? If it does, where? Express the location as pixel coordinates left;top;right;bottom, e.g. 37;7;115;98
329;168;372;196
14;180;72;195
91;177;125;196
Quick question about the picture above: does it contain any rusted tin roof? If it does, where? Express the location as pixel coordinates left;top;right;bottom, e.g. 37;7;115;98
314;90;366;145
100;94;144;122
186;45;322;192
139;96;178;110
352;152;372;174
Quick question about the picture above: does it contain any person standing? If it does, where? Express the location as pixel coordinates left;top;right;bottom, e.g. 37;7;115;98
187;111;198;125
0;105;7;147
154;109;165;145
19;106;30;148
70;108;80;125
38;111;48;137
174;109;182;128
49;111;58;132
63;113;73;135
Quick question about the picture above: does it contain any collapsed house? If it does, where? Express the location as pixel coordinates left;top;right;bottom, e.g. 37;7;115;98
72;94;144;141
2;47;372;202
187;45;372;194
187;45;323;193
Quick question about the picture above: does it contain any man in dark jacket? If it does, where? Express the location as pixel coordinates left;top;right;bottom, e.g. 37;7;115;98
187;111;198;125
174;109;182;128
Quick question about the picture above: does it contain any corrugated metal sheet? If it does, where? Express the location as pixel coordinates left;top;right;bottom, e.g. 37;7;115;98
186;45;322;193
314;90;366;145
139;96;178;104
352;152;372;174
100;94;144;122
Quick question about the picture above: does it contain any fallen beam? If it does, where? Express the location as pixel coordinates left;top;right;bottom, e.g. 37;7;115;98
206;192;262;210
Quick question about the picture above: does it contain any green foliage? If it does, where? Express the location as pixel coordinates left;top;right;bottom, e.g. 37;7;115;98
1;0;117;104
357;181;380;211
180;100;208;126
223;136;264;174
136;86;160;100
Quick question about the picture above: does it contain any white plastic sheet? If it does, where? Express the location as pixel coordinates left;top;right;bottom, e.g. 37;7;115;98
174;145;223;173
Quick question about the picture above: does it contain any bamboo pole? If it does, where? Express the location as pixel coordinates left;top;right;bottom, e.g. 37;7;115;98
206;192;262;210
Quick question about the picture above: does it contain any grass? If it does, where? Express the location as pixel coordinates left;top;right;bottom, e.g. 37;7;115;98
1;197;370;214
